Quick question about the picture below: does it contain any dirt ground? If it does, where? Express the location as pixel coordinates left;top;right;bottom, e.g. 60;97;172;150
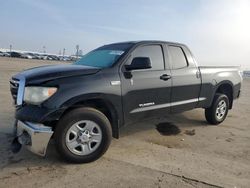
0;57;249;188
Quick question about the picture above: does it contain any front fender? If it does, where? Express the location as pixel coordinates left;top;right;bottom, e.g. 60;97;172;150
58;93;123;138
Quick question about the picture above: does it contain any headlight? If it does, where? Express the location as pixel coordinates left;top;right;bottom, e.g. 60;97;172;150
24;87;57;105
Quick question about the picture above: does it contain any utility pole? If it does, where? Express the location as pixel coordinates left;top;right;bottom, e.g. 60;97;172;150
43;46;46;54
63;48;65;58
10;44;12;52
76;45;79;58
79;49;83;56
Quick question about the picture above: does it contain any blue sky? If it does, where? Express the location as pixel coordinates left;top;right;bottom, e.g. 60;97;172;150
0;0;250;68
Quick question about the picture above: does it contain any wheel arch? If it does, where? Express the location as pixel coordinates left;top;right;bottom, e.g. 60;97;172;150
60;97;121;139
214;81;234;109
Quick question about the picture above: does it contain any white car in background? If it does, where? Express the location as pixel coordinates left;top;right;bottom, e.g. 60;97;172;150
21;53;34;59
34;54;45;60
43;55;53;60
0;52;11;57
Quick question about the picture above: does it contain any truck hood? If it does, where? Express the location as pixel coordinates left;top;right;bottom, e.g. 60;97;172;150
13;64;100;83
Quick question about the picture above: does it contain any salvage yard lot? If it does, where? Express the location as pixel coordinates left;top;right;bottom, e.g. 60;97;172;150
0;57;249;188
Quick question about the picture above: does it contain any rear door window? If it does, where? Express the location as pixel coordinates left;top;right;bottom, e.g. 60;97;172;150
168;46;188;69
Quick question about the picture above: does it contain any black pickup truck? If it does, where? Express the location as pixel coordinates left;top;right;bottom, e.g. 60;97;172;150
10;41;242;163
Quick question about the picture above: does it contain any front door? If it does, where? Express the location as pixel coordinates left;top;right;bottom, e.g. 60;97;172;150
120;44;172;124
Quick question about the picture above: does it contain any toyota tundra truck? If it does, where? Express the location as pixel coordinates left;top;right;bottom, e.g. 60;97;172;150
10;41;242;163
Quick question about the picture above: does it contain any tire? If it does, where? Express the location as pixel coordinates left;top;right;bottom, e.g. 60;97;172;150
54;107;112;163
205;93;229;125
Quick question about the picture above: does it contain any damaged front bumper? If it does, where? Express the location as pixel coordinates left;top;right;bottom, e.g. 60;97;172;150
13;120;53;156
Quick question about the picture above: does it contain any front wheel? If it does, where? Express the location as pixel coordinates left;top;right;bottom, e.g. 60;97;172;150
205;94;229;125
54;107;112;163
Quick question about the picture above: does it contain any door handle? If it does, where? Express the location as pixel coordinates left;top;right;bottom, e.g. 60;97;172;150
196;71;201;79
160;74;171;81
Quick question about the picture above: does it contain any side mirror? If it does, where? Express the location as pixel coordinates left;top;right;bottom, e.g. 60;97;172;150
125;57;152;71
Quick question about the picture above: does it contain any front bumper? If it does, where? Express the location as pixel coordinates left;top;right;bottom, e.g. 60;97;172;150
15;120;53;156
15;105;65;123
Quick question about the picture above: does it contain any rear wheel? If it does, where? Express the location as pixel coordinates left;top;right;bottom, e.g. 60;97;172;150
205;94;229;125
54;107;112;163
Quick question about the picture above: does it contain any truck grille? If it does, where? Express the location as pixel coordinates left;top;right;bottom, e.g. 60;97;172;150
10;78;20;104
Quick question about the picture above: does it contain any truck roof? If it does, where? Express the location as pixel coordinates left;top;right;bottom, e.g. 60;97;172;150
105;40;185;46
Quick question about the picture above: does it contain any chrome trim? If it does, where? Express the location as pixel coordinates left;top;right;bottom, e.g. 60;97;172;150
130;97;206;113
16;121;53;156
16;76;25;106
10;79;19;104
10;80;18;88
10;79;19;84
139;102;155;107
110;81;121;86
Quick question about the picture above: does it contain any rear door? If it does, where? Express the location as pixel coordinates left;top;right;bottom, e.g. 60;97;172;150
121;44;172;124
167;45;201;113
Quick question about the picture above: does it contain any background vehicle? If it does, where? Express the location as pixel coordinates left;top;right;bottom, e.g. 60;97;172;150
10;41;242;163
34;53;46;60
1;52;11;57
21;53;35;59
9;51;22;58
43;55;53;60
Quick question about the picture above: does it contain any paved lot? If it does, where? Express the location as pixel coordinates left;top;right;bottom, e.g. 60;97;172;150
0;57;249;188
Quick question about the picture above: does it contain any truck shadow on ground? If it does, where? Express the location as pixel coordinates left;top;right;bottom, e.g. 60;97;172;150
120;112;208;137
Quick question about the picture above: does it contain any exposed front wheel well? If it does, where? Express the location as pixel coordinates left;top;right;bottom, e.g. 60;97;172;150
215;83;233;109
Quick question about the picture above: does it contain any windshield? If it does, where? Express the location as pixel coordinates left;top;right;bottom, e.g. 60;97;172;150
74;43;134;68
74;50;124;68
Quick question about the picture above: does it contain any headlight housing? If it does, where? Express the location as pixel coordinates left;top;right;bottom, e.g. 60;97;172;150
24;87;57;105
